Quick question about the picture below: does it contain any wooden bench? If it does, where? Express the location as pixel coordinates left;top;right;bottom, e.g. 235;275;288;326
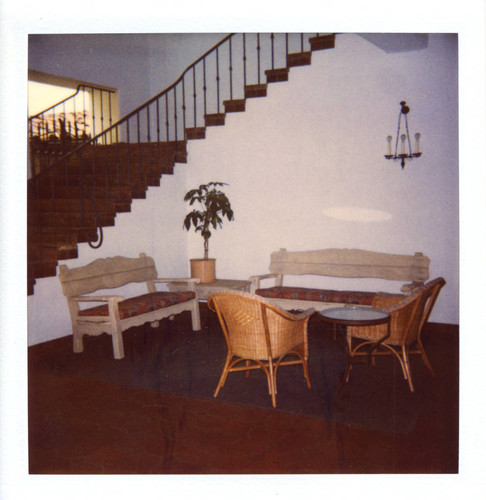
58;253;201;359
250;248;430;311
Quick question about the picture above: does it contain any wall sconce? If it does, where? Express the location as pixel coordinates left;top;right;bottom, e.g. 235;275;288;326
385;101;422;169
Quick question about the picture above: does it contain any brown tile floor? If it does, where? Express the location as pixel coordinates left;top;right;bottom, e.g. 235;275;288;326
28;312;458;474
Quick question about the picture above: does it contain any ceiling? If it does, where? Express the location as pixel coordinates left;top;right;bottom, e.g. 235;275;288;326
359;33;429;53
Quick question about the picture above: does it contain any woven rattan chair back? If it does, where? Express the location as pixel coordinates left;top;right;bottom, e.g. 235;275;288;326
208;291;315;407
347;277;446;392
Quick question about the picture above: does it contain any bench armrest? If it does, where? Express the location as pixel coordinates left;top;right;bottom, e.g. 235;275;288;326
74;295;125;303
249;273;280;293
71;295;125;322
153;278;200;284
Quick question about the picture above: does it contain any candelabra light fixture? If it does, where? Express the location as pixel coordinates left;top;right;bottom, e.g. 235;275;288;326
385;101;422;169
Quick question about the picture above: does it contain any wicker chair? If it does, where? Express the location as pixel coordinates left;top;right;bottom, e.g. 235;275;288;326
346;277;446;392
207;291;315;407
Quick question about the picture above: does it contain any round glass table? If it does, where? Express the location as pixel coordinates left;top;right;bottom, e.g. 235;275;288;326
319;305;390;327
319;306;391;408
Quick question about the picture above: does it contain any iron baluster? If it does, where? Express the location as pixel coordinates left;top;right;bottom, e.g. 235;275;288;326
182;76;187;140
115;125;121;200
136;111;142;188
146;103;151;143
126;120;131;186
165;93;169;141
156;98;161;166
243;33;247;88
99;90;105;144
203;58;207;118
271;33;275;70
91;88;96;138
173;87;178;143
108;91;113;143
257;34;261;84
216;46;221;114
229;37;233;101
103;131;110;206
82;90;87;138
192;66;197;127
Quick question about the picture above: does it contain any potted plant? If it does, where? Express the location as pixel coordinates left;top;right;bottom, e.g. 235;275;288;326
183;181;234;283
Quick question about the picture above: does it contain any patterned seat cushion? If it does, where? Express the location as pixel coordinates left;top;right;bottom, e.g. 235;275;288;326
255;286;401;306
78;291;196;320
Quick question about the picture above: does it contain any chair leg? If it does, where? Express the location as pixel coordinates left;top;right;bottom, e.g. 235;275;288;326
73;329;84;353
213;371;227;398
265;359;277;407
191;300;201;331
111;329;125;360
417;337;435;376
344;334;353;382
214;353;232;397
401;346;415;392
303;359;312;389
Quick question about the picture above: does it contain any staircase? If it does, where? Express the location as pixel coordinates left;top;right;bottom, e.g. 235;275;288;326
28;33;336;295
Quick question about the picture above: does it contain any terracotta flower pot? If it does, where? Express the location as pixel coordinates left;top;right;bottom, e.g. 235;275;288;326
190;258;216;283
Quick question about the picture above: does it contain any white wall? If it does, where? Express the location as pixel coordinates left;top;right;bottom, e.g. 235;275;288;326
27;32;459;346
184;33;459;324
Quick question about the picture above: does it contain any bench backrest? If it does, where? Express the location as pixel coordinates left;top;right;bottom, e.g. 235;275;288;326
268;248;430;284
58;253;157;297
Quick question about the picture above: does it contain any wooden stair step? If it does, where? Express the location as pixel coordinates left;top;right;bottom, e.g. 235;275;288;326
28;198;116;213
245;84;267;98
81;142;179;157
309;34;335;51
32;171;157;193
45;158;166;174
287;51;312;67
114;202;132;213
28;243;78;262
49;172;158;188
29;228;100;245
50;158;175;176
265;68;289;83
28;212;115;228
205;113;225;126
186;127;206;140
28;261;58;279
224;99;246;113
28;184;133;202
174;149;187;163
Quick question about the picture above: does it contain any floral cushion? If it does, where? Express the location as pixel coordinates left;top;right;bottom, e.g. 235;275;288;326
255;286;401;306
78;291;196;320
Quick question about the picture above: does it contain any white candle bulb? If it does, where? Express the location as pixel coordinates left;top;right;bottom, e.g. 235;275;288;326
415;133;421;154
386;135;392;156
400;134;406;155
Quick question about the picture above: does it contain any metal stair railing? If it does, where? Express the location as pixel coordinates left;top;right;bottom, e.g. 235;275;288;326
28;33;328;292
29;84;117;177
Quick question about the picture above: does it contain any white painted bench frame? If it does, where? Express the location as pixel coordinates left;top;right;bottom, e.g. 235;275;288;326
249;248;430;311
58;253;201;359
